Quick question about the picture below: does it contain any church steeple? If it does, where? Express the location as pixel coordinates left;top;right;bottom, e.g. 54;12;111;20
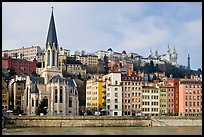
44;7;59;69
46;7;58;50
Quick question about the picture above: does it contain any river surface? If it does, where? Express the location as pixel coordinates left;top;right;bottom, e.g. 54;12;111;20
2;127;202;135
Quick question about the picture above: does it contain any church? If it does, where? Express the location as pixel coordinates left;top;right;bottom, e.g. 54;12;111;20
22;8;79;116
141;45;178;67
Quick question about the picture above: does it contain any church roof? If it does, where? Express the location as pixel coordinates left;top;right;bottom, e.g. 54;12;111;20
30;74;44;84
49;75;77;88
107;48;113;51
49;75;64;83
46;8;58;50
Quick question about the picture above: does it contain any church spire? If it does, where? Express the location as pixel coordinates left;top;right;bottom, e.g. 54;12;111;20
46;7;58;49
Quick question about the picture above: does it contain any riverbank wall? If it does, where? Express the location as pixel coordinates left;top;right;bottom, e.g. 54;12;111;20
4;116;202;127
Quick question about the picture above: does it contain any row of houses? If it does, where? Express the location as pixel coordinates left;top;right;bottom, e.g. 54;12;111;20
86;72;202;116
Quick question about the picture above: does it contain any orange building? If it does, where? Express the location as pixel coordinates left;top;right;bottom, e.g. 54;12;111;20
179;79;202;116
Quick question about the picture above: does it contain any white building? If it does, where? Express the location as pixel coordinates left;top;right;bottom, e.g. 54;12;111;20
103;72;122;116
59;47;70;57
141;46;178;66
95;48;128;60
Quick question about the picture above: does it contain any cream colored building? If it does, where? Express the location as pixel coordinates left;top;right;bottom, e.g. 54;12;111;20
3;45;42;61
142;86;160;116
78;55;98;66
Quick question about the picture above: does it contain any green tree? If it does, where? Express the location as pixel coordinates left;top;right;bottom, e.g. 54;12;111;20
9;68;16;77
35;97;48;115
14;53;18;58
4;53;8;57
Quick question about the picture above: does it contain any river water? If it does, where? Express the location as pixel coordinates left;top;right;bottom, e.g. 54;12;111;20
2;127;202;135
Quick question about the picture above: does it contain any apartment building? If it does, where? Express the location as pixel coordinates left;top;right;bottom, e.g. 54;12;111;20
78;55;98;66
142;86;160;116
2;46;42;61
2;57;37;75
121;73;143;116
103;72;122;116
86;77;103;111
63;57;86;76
179;79;202;116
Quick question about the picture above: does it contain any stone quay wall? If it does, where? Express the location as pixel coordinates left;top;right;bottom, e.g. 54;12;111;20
150;116;202;127
4;116;202;127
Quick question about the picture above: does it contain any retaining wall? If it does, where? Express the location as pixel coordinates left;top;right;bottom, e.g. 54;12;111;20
4;116;202;127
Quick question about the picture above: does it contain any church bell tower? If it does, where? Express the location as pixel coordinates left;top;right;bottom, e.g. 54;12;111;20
45;7;59;69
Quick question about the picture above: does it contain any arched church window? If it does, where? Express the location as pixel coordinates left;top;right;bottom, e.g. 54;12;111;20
69;97;72;107
32;98;34;107
55;89;58;103
52;50;55;66
56;53;58;67
60;87;63;103
36;99;38;107
48;50;50;66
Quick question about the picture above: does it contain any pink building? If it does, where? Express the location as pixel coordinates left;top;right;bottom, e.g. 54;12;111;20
179;79;202;116
167;86;175;115
121;73;143;116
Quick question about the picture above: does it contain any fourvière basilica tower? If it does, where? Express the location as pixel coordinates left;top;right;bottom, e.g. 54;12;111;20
22;8;79;116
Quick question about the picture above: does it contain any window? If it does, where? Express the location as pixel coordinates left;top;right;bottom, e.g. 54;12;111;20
48;50;50;66
115;88;118;91
115;81;118;85
60;88;63;103
36;99;38;107
55;89;58;103
69;97;72;107
52;51;55;66
115;105;118;109
115;93;118;97
114;112;118;116
115;99;118;103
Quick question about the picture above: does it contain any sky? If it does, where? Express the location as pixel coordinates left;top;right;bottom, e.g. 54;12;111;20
2;2;202;70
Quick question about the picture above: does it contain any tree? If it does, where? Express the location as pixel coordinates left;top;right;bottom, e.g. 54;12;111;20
20;53;24;59
9;68;16;77
4;53;8;58
35;97;48;115
81;50;85;56
14;53;18;59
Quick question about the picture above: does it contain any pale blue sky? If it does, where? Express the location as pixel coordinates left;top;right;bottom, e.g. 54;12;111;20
2;2;202;70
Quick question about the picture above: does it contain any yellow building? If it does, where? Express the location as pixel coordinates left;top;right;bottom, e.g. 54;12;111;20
59;54;67;70
142;86;160;116
86;77;103;111
159;86;168;115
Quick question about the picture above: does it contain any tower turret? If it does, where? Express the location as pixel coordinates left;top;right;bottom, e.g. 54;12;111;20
188;54;190;69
